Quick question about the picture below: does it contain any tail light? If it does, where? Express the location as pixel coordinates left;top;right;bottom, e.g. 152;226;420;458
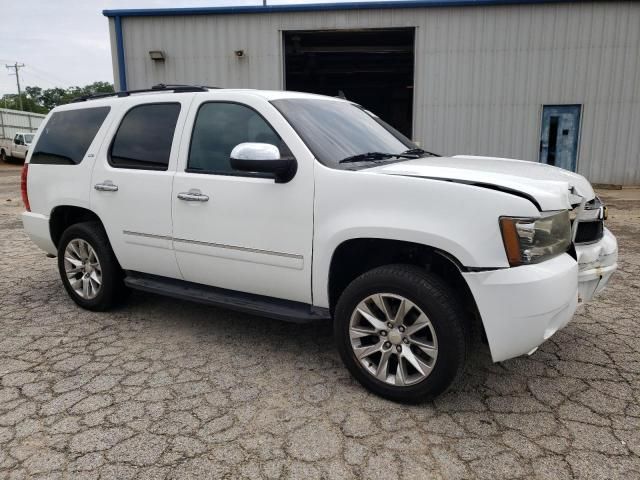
21;163;30;212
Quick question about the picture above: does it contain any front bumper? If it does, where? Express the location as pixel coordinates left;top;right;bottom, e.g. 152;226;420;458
575;227;618;304
463;227;617;362
463;254;579;362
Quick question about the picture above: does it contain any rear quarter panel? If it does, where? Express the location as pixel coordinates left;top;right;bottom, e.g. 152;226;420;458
26;103;117;217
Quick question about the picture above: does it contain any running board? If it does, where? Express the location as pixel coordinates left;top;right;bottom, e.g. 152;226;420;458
124;272;331;324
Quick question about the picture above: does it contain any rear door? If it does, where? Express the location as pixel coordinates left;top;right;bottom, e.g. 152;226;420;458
91;94;193;279
171;92;315;303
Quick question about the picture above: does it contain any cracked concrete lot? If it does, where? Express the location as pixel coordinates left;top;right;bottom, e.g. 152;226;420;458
1;161;639;479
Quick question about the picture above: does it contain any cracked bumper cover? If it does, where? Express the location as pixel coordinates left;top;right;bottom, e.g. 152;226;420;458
575;227;618;304
462;227;618;363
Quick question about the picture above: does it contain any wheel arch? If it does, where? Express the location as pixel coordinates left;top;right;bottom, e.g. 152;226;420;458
326;237;485;342
49;205;106;248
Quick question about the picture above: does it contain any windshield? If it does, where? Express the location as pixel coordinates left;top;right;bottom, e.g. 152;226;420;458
24;134;34;144
271;98;417;169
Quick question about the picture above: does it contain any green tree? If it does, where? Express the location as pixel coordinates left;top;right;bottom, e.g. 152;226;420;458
1;82;115;113
24;86;43;104
39;88;68;111
0;93;47;114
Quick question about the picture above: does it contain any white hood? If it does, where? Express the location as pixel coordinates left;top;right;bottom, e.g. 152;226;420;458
369;155;595;211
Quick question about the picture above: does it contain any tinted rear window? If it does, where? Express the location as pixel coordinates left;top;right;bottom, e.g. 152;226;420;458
109;103;181;171
30;107;110;165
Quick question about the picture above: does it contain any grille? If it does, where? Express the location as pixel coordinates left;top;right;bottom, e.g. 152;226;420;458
575;220;604;244
570;196;605;244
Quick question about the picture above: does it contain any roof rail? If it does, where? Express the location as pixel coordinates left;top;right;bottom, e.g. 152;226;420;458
71;83;221;103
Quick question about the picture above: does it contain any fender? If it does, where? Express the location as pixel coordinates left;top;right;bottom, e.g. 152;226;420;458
311;165;540;307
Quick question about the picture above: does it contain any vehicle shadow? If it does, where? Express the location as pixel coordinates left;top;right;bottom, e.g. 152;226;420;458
121;289;502;398
13;260;611;410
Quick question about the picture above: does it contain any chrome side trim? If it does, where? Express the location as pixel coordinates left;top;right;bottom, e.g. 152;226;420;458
173;237;303;260
123;230;172;241
122;230;303;261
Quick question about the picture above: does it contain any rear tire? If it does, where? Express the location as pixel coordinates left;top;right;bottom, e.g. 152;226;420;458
334;264;468;403
57;222;125;311
0;150;7;163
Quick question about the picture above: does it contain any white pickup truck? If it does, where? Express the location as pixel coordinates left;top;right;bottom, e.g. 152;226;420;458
0;132;34;162
20;85;617;402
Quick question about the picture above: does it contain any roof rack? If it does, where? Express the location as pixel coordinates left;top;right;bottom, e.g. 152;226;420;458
71;83;221;102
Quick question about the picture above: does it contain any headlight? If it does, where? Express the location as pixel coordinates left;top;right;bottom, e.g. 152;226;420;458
499;210;571;266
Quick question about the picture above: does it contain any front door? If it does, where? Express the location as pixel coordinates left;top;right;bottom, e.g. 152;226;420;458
539;105;581;172
14;134;28;159
91;95;194;279
171;93;314;303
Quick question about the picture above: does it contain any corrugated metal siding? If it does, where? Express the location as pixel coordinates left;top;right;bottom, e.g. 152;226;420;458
117;1;640;185
108;19;120;90
0;109;45;140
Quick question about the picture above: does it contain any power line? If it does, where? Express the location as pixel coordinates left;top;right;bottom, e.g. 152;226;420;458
20;69;63;89
26;64;74;87
5;62;25;111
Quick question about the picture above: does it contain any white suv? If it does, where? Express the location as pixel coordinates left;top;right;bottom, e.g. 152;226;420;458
21;85;617;402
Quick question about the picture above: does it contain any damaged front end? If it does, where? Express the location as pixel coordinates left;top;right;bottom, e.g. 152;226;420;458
570;194;618;304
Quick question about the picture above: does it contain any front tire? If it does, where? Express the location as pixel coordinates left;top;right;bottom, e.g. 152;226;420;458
334;264;468;403
57;222;124;311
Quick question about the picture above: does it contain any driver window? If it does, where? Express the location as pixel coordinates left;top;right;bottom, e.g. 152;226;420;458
16;135;23;145
187;102;291;175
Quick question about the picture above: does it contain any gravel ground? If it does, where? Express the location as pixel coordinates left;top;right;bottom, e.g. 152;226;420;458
1;164;639;479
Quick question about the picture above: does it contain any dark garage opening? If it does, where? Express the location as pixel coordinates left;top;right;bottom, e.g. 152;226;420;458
283;28;415;138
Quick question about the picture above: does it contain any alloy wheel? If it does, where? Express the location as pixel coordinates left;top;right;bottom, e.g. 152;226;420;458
64;238;102;300
349;293;438;386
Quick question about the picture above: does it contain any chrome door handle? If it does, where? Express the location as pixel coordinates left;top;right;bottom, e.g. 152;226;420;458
94;183;118;192
177;192;209;202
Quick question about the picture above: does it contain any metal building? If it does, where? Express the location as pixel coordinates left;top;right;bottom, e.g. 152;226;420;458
104;0;640;185
0;108;45;140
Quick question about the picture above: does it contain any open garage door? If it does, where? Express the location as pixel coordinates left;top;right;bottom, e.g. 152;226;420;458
283;28;415;138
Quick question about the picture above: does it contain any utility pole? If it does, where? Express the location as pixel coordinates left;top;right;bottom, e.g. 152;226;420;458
5;62;25;111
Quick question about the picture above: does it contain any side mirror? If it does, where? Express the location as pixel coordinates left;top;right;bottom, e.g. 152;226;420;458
230;142;297;183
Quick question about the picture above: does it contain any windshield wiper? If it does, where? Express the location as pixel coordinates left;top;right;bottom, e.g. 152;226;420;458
402;148;440;157
338;151;419;164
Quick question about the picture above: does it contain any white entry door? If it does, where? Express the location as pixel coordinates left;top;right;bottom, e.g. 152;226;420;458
171;93;314;303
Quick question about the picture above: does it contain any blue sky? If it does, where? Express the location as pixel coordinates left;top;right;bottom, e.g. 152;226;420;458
0;0;392;96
